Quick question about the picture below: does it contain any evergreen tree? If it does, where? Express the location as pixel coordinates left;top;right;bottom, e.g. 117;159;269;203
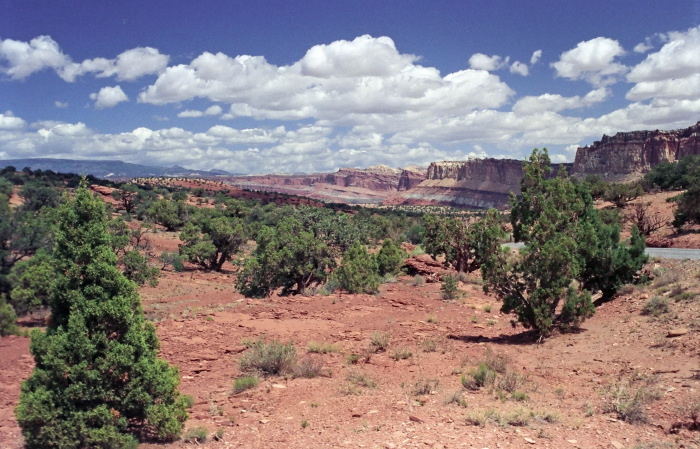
0;295;19;336
375;238;405;276
483;149;646;338
15;181;187;448
237;216;336;297
334;242;381;294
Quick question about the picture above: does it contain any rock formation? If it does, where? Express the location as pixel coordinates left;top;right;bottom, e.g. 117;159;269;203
395;159;571;209
225;165;425;204
574;121;700;178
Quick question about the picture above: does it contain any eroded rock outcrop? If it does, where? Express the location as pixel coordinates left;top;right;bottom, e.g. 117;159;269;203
395;158;572;209
574;121;700;178
225;165;424;204
398;159;525;209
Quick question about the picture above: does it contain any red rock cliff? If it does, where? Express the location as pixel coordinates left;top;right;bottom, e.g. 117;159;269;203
574;121;700;177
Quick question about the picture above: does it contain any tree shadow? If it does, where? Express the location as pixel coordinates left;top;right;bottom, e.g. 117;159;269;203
447;326;587;345
447;330;540;345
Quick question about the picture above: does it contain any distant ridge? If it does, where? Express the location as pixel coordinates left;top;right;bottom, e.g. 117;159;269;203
0;158;233;179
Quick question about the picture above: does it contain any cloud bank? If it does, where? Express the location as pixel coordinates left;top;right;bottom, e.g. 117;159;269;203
1;27;699;174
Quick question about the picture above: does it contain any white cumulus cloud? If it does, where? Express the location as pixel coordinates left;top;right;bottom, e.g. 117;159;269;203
299;35;417;77
72;47;170;81
0;111;26;130
512;88;610;114
0;36;169;82
530;50;542;65
551;37;627;86
468;53;509;71
626;26;700;101
510;61;529;76
90;85;129;109
0;36;72;80
139;35;514;131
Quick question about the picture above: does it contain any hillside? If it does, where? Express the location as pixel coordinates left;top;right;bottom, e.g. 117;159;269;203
0;158;232;179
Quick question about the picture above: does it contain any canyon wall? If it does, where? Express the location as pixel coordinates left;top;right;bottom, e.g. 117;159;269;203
574;121;700;178
225;165;425;204
396;158;572;209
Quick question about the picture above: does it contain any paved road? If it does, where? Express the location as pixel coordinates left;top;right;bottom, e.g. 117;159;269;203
503;243;700;260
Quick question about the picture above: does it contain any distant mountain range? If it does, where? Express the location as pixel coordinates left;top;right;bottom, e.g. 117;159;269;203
0;158;232;179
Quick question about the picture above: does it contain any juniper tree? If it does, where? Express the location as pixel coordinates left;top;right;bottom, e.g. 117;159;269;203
333;241;381;294
15;181;187;448
482;149;646;338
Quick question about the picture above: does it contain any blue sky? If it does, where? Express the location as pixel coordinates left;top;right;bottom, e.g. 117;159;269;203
1;1;699;174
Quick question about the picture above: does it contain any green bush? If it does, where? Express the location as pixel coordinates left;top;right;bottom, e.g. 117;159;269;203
441;274;461;300
333;242;380;294
642;296;670;316
461;363;496;390
233;376;259;393
240;340;297;376
375;238;405;276
0;295;19;336
182;426;208;443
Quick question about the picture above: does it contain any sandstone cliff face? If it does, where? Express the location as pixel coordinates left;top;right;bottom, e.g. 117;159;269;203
398;159;524;209
574;121;700;177
397;168;426;191
397;158;572;209
225;165;422;204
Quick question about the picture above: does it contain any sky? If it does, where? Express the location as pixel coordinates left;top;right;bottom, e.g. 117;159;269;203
1;1;699;174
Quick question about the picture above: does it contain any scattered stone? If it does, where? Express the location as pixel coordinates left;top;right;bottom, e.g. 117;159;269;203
524;437;536;444
567;440;578;444
409;415;425;423
610;441;625;449
667;328;688;338
271;383;287;389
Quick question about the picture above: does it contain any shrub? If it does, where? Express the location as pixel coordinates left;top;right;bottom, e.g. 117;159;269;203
293;355;324;378
240;340;297;376
346;370;376;389
375;238;405;276
511;391;529;402
462;363;496;390
411;378;439;395
390;347;413;361
445;390;468;407
603;383;661;423
410;275;425;287
483;348;511;374
318;277;340;296
642;296;670;316
369;330;391;352
441;274;461;300
333;242;380;294
161;251;184;272
0;296;19;336
497;371;526;393
182;426;208;443
420;338;438;352
181;395;195;408
307;341;339;353
232;376;259;394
